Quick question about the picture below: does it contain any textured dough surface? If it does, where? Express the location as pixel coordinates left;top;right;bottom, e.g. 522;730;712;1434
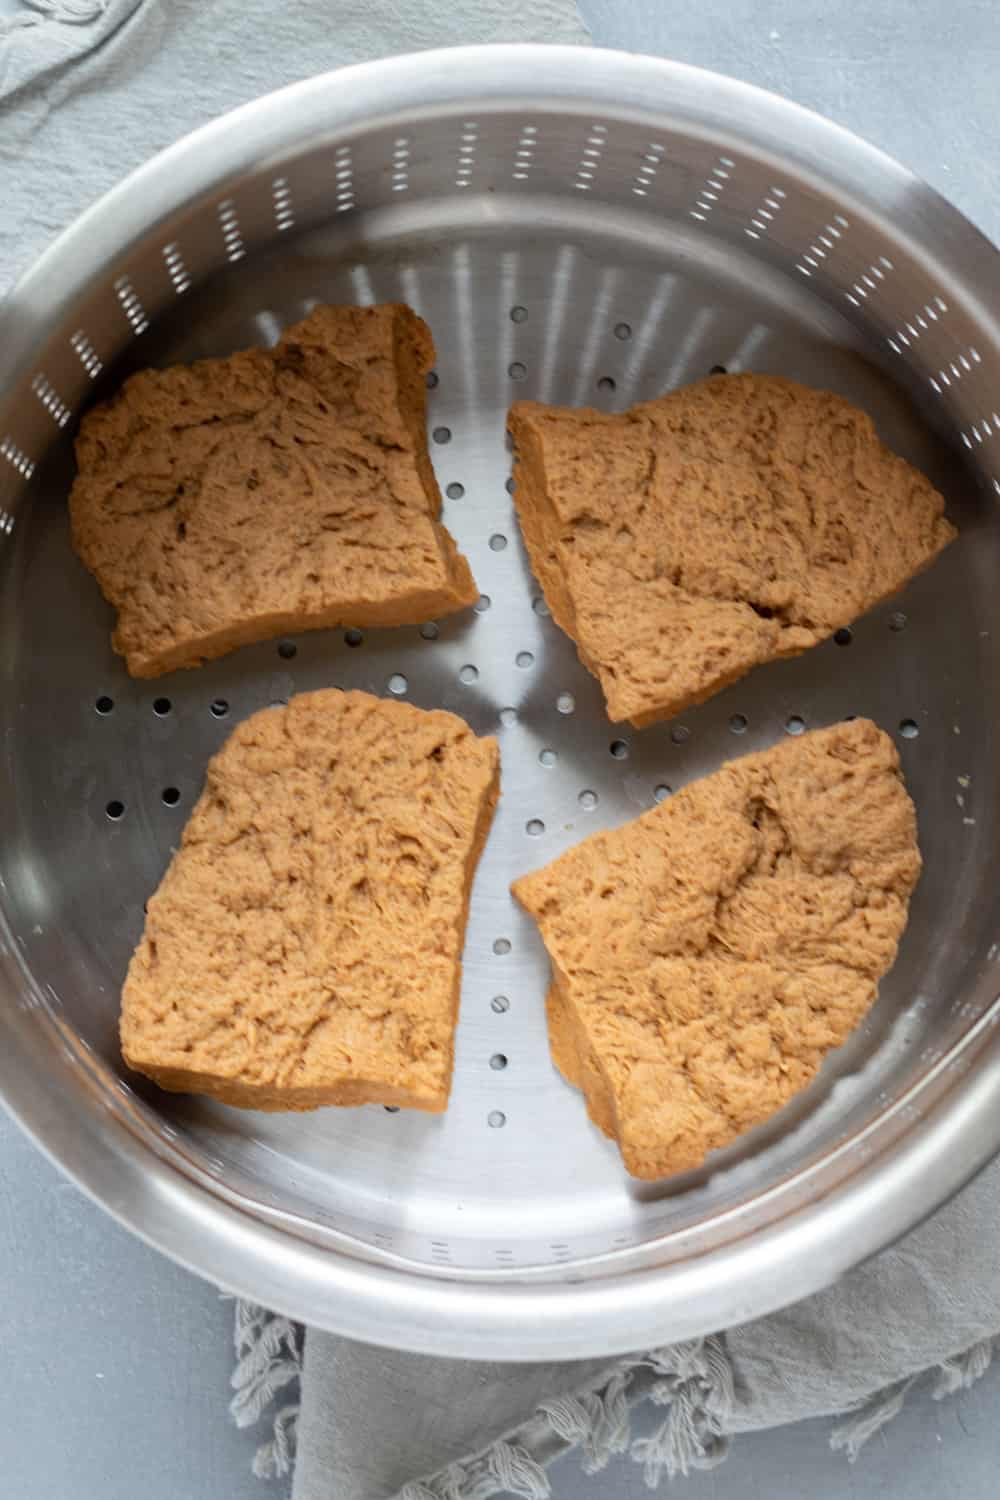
509;375;955;726
514;719;920;1179
71;303;477;677
121;689;499;1112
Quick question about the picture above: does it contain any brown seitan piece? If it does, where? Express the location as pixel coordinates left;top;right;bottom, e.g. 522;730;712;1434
121;688;499;1111
71;304;477;677
513;719;920;1178
509;375;955;726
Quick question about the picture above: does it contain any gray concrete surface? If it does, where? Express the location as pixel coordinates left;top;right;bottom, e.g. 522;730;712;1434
5;0;1000;1496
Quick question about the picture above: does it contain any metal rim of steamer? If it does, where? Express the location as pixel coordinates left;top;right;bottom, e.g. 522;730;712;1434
0;46;999;1359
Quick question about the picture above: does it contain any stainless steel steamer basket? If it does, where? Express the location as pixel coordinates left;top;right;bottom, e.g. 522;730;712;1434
2;46;1000;1360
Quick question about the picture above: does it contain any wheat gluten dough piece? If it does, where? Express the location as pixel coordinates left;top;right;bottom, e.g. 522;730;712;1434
71;303;477;677
513;718;920;1179
121;688;499;1112
545;982;619;1141
509;375;955;727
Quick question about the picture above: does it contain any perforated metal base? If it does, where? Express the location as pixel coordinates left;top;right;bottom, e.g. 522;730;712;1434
2;208;992;1276
3;51;1000;1355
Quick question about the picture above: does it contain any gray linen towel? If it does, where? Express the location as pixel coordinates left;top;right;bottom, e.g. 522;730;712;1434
283;1155;1000;1496
3;4;998;1497
0;0;590;292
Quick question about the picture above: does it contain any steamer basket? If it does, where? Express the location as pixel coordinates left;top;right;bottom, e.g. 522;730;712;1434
2;46;999;1360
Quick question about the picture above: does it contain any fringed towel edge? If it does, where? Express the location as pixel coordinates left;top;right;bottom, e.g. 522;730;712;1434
230;1299;303;1480
397;1335;733;1499
228;1303;998;1490
830;1336;996;1462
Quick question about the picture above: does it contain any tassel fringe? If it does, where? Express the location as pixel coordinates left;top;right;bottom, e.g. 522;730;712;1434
228;1301;997;1491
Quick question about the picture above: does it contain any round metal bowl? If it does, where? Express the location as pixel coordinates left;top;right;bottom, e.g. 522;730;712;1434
1;45;999;1359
